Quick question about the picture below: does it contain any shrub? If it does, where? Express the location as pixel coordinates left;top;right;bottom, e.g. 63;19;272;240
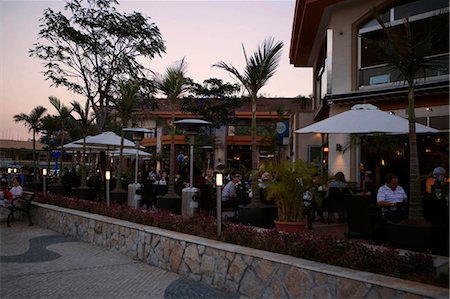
33;192;447;288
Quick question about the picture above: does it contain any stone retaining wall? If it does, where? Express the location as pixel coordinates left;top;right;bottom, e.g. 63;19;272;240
30;203;448;299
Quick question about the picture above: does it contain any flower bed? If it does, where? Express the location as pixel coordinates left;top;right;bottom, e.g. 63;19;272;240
34;193;448;288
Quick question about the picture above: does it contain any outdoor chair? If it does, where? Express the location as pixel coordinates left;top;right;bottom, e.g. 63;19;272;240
321;187;349;222
344;194;386;244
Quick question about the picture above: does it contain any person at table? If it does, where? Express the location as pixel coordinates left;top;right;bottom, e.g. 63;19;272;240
377;173;407;221
432;161;446;183
10;175;23;199
326;171;351;196
222;172;241;202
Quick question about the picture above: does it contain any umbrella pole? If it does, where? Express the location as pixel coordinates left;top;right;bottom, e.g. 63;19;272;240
135;142;139;184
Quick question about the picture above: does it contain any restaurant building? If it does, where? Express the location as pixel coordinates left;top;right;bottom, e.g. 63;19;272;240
289;0;449;188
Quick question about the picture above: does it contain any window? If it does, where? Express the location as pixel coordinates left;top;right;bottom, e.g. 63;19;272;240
358;0;449;87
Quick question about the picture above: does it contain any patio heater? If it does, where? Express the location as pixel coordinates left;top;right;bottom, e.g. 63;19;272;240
173;119;211;217
123;128;152;208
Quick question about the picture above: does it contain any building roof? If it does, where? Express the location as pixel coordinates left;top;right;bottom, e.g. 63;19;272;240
0;139;44;150
290;0;343;67
138;97;308;119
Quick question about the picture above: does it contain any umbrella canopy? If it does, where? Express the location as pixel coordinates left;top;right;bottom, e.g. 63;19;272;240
74;131;137;149
109;148;152;157
295;104;439;134
61;137;105;152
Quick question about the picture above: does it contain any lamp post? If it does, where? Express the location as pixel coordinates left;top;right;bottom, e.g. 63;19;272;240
215;172;223;236
7;168;11;186
42;168;47;196
105;170;111;207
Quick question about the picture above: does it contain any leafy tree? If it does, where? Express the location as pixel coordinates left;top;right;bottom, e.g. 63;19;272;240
71;100;97;187
29;0;166;132
214;38;283;171
49;96;72;180
181;78;242;127
374;13;444;222
153;58;191;197
13;106;47;181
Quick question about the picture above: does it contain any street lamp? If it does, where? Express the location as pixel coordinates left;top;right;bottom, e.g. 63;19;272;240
42;168;47;196
7;168;11;186
105;170;111;207
215;172;223;236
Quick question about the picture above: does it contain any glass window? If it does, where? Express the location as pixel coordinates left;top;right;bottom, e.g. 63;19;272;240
430;115;449;130
395;0;448;20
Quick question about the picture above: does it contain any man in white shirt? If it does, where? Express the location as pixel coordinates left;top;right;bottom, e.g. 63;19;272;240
377;173;407;221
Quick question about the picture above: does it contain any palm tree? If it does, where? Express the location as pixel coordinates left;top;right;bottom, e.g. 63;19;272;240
374;14;441;222
71;100;97;187
40;115;59;176
112;81;140;192
49;96;72;181
153;58;191;197
14;106;47;182
214;37;283;203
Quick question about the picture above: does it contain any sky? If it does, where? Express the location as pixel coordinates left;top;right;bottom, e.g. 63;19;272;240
0;0;312;141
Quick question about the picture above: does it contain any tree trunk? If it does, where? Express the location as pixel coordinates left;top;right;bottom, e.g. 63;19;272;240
32;131;37;182
81;136;87;188
167;105;177;197
406;86;423;220
251;96;258;171
112;132;125;192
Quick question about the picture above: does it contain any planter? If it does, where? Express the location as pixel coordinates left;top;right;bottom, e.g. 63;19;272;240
71;187;97;201
110;190;127;205
48;184;71;197
388;221;442;254
274;220;306;233
238;204;277;228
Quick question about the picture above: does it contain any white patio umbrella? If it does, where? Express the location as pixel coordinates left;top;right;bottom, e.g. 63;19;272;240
109;148;152;157
75;131;137;149
295;104;439;134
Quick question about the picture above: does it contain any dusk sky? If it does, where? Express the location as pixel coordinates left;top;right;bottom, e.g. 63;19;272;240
0;0;313;140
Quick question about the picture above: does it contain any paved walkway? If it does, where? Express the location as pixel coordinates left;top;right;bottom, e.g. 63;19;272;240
0;221;244;299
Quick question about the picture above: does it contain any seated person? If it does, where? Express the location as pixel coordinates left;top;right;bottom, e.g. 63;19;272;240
376;173;407;221
0;176;21;207
326;171;351;196
222;172;241;206
10;175;23;199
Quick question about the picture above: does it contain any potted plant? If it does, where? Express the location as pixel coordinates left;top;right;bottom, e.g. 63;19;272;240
266;159;326;233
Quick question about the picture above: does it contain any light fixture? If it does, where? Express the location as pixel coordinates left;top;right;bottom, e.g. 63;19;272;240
323;146;329;153
215;171;223;236
215;173;223;187
105;170;111;207
381;159;385;166
7;168;11;174
13;168;17;173
43;169;47;176
426;107;433;111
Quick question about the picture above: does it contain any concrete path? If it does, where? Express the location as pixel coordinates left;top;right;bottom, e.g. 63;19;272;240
0;221;244;299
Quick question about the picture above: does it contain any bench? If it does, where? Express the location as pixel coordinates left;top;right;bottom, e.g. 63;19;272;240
2;191;34;227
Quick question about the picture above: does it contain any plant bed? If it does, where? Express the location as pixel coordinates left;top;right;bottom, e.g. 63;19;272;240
71;187;97;201
32;192;448;289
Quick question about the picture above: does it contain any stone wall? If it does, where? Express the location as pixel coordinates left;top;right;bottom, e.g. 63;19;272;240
31;203;448;298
